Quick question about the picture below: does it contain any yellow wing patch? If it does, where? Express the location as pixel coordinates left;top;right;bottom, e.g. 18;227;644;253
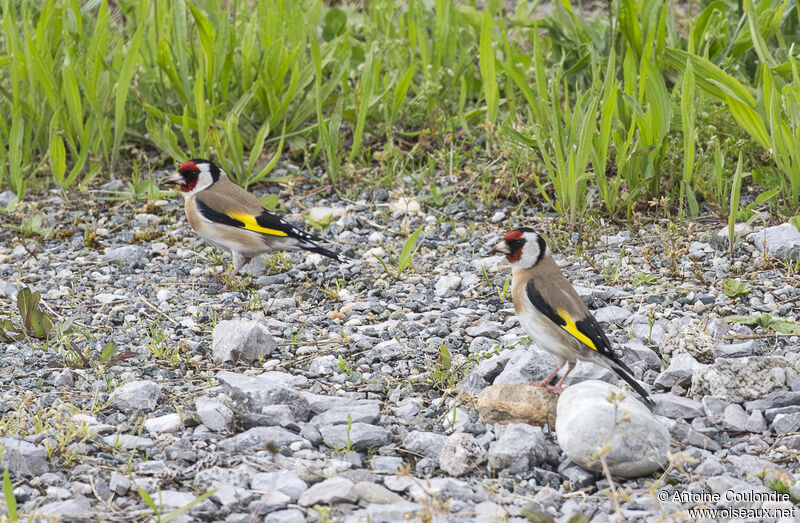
556;309;597;351
227;212;288;237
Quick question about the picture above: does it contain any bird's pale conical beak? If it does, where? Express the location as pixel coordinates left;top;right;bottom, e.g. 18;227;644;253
160;172;184;186
490;241;510;254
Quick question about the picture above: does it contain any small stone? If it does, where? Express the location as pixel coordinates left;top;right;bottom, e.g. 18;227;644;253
744;391;800;412
319;423;391;452
143;413;181;433
297;477;357;507
434;275;461;298
488;424;558;474
212;319;276;363
653;353;704;390
111;380;160;413
109;472;131;495
465;322;503;339
309;402;381;427
490;211;506;223
95;293;125;304
492;349;559;385
556;380;669;478
54;369;74;389
102;434;154;450
308;355;340;375
652;393;705;419
475;501;506;520
157;490;207;510
0;190;17;208
772;412;800;434
370;456;403;473
218;371;311;419
0;437;49;476
307;206;346;222
250;471;308;501
218;426;304;453
196;396;233;432
402;431;447;459
618;340;662;372
102;245;145;264
264;509;306;523
477;383;557;429
751;223;800;260
702;396;729;421
37;497;93;519
438;432;487;477
359;501;421;523
690;356;795;402
532;486;563;508
715;340;756;358
594;306;630;324
354;481;404;504
722;404;767;433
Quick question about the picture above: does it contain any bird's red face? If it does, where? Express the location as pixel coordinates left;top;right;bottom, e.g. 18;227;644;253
161;160;209;194
490;227;546;268
490;229;526;263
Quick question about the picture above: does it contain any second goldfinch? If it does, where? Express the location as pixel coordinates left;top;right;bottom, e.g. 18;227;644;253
491;227;653;405
162;159;346;288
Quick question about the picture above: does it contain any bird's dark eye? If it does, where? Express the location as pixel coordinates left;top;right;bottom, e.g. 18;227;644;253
508;239;525;250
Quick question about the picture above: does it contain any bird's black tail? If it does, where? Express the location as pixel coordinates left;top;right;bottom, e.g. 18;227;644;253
609;359;654;407
302;242;349;263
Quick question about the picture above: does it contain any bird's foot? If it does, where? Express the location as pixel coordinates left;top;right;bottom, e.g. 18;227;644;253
526;381;562;393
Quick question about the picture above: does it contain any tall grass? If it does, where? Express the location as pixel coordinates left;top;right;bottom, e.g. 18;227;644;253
0;0;799;224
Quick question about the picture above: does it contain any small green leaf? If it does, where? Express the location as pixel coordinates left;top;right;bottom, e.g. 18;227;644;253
438;344;451;371
3;469;18;522
99;342;119;365
28;310;53;339
396;225;424;278
723;278;750;298
322;8;347;41
258;194;280;212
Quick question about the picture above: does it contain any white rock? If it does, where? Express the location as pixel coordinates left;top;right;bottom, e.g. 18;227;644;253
196;395;233;432
308;355;340;375
556;380;669;478
297;477;357;507
594;305;630;324
102;434;154;450
438;433;487;477
250;471;308;500
307;206;346;222
490;211;506;223
212;319;276;363
111;380;160;413
95;293;126;304
434;274;461;298
750;223;800;259
488;424;558;474
690;356;796;402
717;223;754;240
143;413;181;433
390;197;421;215
0;437;49;476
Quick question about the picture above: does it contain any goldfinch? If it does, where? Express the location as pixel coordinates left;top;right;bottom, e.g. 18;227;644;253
491;227;653;405
162;159;346;288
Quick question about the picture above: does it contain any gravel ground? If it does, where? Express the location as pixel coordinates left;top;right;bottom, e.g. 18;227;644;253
0;173;799;522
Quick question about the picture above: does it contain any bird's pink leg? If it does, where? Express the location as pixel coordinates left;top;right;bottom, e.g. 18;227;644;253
218;255;251;293
527;366;562;391
551;361;576;393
